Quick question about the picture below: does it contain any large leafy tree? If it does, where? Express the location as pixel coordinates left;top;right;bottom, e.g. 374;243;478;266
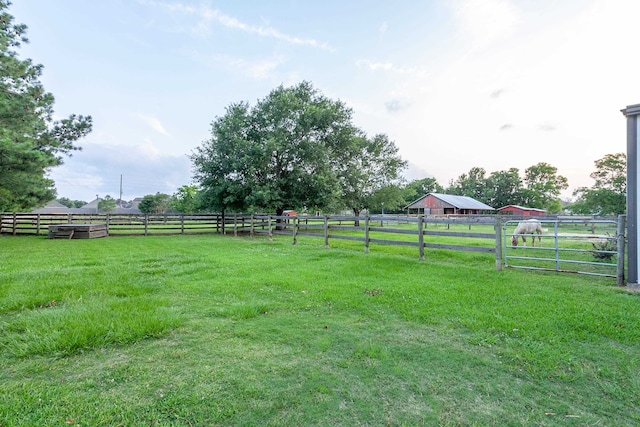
571;153;626;215
0;1;92;211
446;167;487;200
138;193;171;214
522;162;568;212
484;168;524;208
97;195;116;213
170;184;200;214
403;177;444;204
192;82;371;215
339;133;407;216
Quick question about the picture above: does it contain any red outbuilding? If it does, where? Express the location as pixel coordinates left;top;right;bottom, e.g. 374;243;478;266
497;205;546;216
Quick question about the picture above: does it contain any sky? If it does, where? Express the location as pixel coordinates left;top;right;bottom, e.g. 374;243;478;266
10;0;640;203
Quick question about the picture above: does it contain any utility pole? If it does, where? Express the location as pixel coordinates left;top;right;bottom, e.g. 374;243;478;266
119;174;123;207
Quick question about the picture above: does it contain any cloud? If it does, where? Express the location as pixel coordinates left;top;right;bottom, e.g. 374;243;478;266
379;22;388;36
355;59;426;77
385;99;413;113
490;89;506;99
183;50;282;80
499;123;513;131
136;114;170;136
50;142;192;201
452;0;521;49
538;122;558;132
142;0;332;50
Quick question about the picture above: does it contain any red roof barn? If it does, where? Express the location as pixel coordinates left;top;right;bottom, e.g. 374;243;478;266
405;193;494;215
497;205;546;216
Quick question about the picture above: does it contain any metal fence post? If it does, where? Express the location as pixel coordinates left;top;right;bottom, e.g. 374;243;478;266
618;214;626;286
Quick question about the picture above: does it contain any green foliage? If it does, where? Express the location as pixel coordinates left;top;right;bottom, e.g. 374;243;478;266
0;2;92;211
447;166;487;200
138;193;171;214
522;162;568;210
191;81;406;216
169;185;200;213
338;133;407;215
402;177;444;205
590;234;617;261
445;163;566;210
56;197;86;208
571;153;626;215
97;195;116;212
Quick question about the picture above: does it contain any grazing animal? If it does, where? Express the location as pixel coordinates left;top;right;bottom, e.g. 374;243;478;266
511;219;543;247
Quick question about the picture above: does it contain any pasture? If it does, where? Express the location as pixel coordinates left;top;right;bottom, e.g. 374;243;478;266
1;233;639;426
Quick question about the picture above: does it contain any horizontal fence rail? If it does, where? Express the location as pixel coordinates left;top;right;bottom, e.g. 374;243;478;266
503;216;625;284
1;212;625;280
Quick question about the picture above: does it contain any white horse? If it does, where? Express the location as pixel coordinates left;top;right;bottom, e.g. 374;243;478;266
511;219;542;247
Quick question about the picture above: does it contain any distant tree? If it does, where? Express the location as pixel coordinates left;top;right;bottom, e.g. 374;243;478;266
483;168;524;208
98;195;116;213
192;82;358;215
338;133;407;217
0;2;92;211
138;193;171;214
368;184;407;213
571;153;626;215
521;162;568;212
57;197;86;208
170;185;200;213
447;167;487;200
402;177;444;206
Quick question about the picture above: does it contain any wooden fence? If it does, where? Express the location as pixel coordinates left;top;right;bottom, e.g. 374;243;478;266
1;212;503;270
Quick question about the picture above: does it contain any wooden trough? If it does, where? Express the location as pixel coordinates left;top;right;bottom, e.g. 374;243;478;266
48;223;108;239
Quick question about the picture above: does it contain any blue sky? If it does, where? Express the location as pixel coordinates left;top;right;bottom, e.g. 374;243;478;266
11;0;639;203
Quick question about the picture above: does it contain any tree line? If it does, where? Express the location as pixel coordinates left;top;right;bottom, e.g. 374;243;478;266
0;2;626;217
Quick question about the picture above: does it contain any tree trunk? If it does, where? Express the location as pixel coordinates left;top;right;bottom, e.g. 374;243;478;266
353;208;361;227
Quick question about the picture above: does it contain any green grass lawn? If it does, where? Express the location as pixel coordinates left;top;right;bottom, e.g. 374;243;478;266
1;233;639;426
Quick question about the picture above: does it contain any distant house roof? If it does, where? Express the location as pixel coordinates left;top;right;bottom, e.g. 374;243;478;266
405;193;494;211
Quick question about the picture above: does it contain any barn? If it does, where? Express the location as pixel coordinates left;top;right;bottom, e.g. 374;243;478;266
497;205;546;216
405;193;494;215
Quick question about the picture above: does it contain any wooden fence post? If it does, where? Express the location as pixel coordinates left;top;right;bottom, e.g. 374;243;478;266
617;214;626;286
250;214;255;239
494;217;503;271
324;215;329;248
292;216;298;245
36;214;41;235
268;215;273;242
364;215;370;253
181;215;185;234
12;213;16;235
144;215;148;236
418;215;424;261
234;214;238;237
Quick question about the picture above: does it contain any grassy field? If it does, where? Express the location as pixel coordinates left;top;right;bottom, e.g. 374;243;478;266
1;233;639;426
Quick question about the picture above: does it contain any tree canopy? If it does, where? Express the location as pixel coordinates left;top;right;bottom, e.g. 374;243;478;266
138;193;171;214
445;162;568;212
191;82;406;216
571;153;626;215
0;1;92;211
